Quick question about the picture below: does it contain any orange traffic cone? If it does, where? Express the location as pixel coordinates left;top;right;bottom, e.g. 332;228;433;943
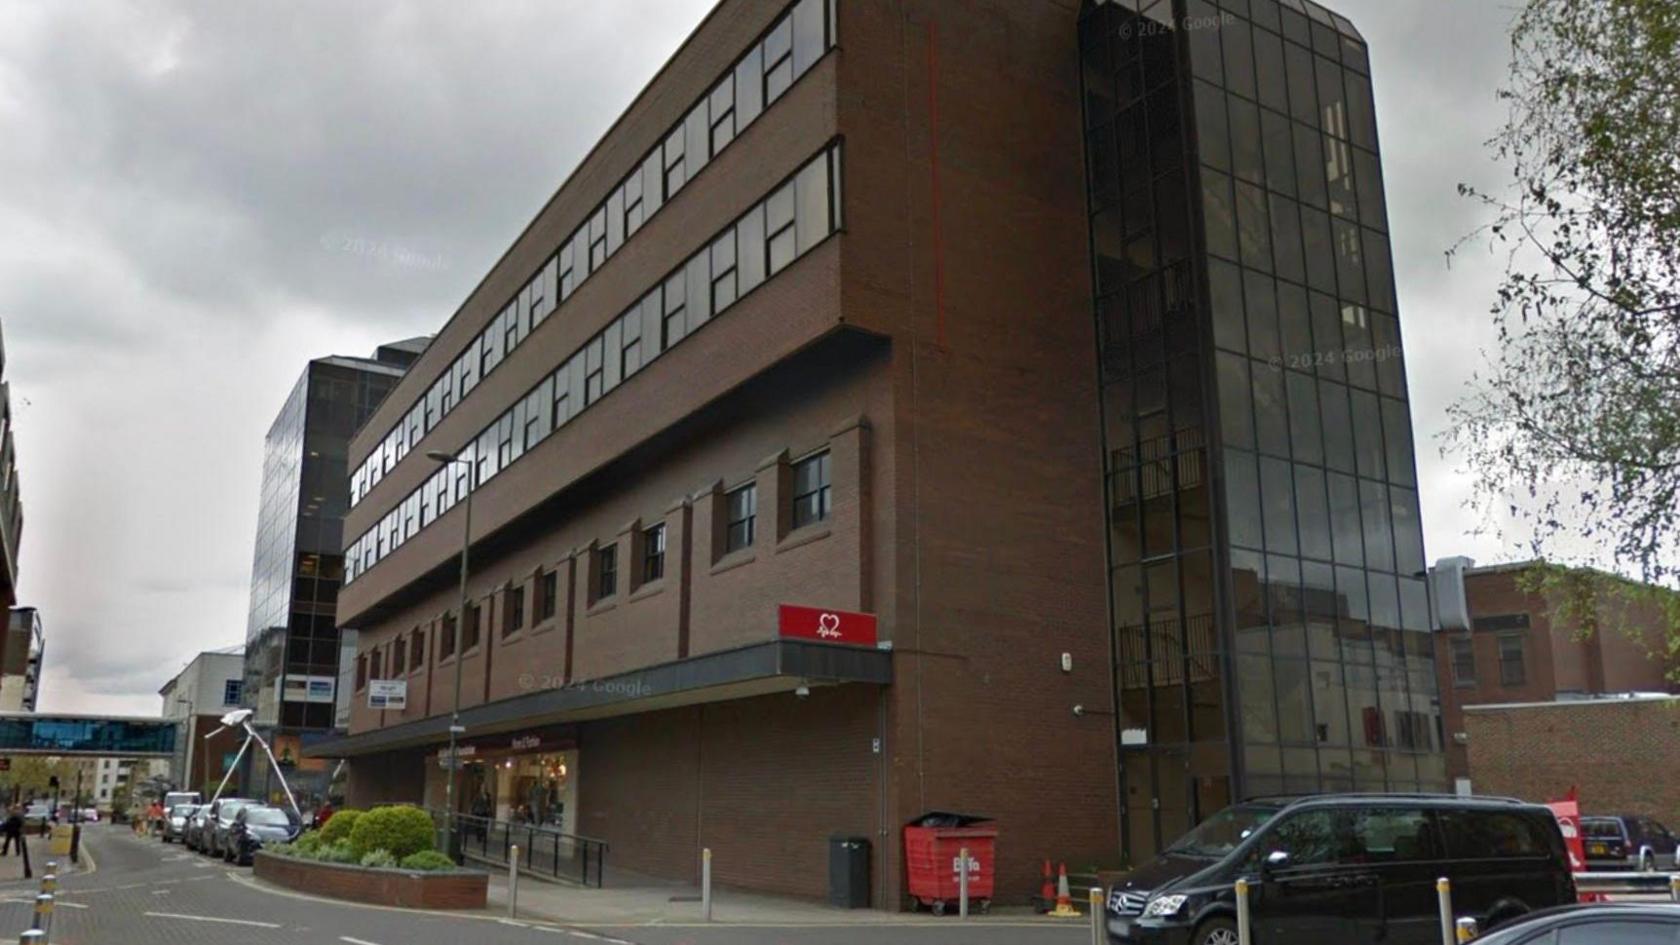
1048;862;1081;917
1039;859;1055;912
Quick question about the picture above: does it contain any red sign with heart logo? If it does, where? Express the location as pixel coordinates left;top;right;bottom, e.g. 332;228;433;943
778;604;878;646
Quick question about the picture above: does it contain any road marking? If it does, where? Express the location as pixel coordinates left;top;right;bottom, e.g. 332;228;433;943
145;911;282;928
340;937;385;945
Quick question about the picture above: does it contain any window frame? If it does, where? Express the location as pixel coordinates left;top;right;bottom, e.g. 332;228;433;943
643;523;667;583
790;450;832;530
725;482;757;553
1497;633;1526;687
597;545;619;601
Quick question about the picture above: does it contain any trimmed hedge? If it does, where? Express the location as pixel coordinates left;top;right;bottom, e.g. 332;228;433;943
399;850;457;872
360;849;398;868
347;805;436;860
319;809;363;846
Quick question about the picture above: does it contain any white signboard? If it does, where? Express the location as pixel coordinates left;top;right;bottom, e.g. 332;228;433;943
368;679;408;710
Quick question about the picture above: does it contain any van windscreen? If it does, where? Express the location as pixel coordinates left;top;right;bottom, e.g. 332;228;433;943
1166;803;1281;858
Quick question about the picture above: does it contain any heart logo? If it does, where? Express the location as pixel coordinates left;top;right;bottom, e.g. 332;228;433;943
817;612;842;638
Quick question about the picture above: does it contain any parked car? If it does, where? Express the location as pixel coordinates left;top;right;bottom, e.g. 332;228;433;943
163;790;201;813
207;798;259;858
228;805;300;865
1580;815;1679;872
1105;794;1575;945
1464;902;1680;943
76;808;98;823
185;805;216;851
162;804;199;844
21;801;51;828
189;798;252;852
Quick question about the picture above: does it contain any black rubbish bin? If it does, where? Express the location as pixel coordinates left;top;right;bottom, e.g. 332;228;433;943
828;835;871;908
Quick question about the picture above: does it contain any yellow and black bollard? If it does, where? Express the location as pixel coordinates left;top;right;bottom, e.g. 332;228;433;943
30;892;53;939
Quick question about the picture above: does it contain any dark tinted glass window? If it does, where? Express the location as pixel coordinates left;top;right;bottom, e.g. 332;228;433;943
1440;810;1555;859
726;483;756;552
792;452;831;528
1557;920;1680;944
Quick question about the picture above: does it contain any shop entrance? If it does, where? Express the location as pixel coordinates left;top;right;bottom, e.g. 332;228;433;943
452;746;578;836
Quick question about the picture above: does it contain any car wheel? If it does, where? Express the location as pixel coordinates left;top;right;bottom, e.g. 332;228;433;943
1194;917;1241;945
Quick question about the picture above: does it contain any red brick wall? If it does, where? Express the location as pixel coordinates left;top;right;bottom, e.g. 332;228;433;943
1465;698;1680;819
578;685;878;899
254;853;487;909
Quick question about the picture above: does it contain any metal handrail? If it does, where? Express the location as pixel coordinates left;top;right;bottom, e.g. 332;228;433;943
1574;871;1680;896
450;811;608;888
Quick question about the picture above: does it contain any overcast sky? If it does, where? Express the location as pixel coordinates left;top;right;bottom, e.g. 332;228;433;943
0;0;1526;717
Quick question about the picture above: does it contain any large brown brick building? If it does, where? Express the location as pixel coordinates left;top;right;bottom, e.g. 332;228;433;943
313;0;1439;907
1437;560;1677;788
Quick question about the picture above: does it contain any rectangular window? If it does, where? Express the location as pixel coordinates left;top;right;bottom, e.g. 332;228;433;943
463;603;481;651
726;483;756;552
791;451;832;529
552;363;571;428
222;679;243;706
766;180;796;274
537;569;558;622
410;628;424;671
620;310;643;378
356;654;367;691
623;170;644;237
588;207;608;272
710;75;736;154
1497;634;1525;686
558;240;577;299
764;16;794;103
711;230;738;311
662;271;687;348
597;545;618;600
503;585;525;636
441;614;457;660
584;336;605;404
643;523;666;583
1450;636;1476;687
392;636;406;676
663;127;686;197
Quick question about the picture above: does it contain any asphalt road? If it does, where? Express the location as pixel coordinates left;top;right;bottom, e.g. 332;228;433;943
0;826;1097;945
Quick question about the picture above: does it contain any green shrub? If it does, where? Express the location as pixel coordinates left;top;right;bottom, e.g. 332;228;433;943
318;809;363;846
399;850;457;872
347;805;435;860
318;841;358;864
290;831;323;855
360;849;398;868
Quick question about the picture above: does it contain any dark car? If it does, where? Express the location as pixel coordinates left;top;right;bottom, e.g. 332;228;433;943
1105;794;1575;945
1465;902;1680;943
208;798;259;858
228;805;299;865
191;797;254;855
1581;815;1679;872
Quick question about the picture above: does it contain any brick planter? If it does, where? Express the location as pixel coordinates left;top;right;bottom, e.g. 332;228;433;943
253;852;487;909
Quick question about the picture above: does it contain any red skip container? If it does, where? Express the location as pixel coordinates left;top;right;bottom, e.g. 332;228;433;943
903;813;997;915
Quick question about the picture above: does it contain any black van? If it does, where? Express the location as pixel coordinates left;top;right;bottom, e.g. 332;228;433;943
1106;794;1575;945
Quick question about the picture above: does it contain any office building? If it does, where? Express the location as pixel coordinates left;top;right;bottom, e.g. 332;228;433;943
0;322;21;616
317;0;1439;904
242;339;424;807
1435;560;1678;789
158;647;249;795
1;607;42;712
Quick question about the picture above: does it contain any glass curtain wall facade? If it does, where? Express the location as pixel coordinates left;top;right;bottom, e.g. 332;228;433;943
1080;0;1442;864
246;356;408;731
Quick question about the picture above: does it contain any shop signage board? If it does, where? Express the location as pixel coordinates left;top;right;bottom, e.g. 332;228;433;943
778;604;878;646
368;679;407;710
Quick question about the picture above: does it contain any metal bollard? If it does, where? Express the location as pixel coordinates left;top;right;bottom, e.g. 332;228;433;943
958;846;970;918
1671;874;1680;903
1088;888;1104;945
1437;877;1455;945
31;892;52;938
1456;916;1480;942
701;847;713;922
1235;878;1252;945
18;930;45;945
39;873;55;895
508;844;519;919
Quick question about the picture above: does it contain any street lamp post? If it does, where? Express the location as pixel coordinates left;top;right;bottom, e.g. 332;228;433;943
427;449;475;858
175;696;194;793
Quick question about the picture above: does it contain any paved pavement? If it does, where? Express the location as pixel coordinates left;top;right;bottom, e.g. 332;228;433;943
0;825;1100;945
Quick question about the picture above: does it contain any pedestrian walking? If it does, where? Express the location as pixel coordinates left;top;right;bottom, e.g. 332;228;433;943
148;800;164;837
0;806;22;855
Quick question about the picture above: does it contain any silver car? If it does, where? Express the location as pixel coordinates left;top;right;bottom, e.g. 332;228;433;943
161;803;199;844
